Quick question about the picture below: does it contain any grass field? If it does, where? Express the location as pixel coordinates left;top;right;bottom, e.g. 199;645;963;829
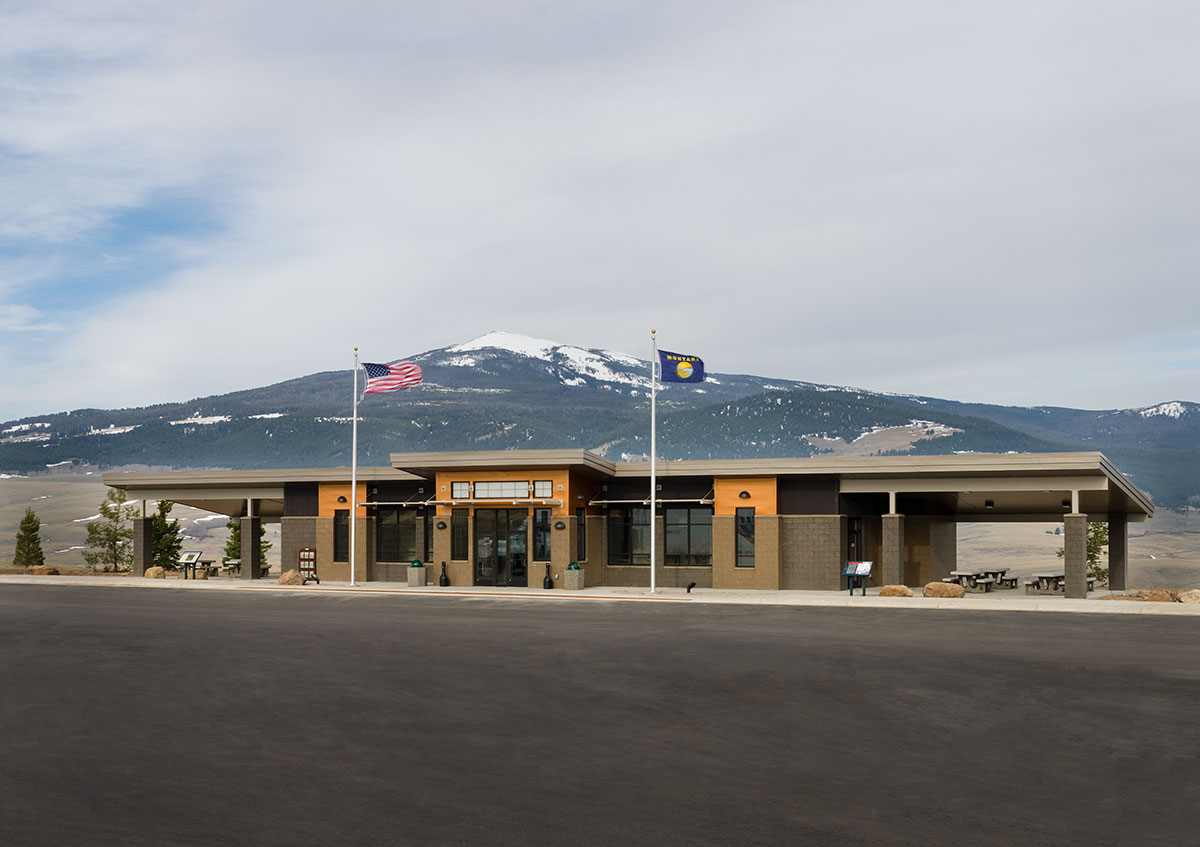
2;472;1197;585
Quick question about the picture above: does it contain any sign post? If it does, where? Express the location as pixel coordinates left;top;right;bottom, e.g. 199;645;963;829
842;560;874;596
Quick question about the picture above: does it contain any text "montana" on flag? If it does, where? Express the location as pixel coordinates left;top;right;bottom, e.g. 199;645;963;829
363;361;422;393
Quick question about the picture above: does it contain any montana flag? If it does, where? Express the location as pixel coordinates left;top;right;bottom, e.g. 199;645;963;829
658;350;705;383
363;361;422;393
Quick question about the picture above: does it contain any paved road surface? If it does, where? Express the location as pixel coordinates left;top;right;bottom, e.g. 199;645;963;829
2;586;1196;846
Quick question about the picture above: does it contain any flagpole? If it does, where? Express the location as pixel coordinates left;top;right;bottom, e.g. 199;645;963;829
650;329;657;594
350;347;359;587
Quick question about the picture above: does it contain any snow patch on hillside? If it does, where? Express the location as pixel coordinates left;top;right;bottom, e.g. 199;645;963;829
250;413;285;420
3;422;51;433
170;415;230;426
88;424;140;436
1138;401;1190;419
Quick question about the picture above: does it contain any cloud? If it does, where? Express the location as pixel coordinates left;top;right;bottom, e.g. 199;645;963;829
0;1;1198;419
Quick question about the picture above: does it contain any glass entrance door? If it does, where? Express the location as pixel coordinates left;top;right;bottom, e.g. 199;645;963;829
474;509;529;587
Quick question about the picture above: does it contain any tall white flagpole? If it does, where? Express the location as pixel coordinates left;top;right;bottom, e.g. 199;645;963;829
650;329;657;594
350;347;359;587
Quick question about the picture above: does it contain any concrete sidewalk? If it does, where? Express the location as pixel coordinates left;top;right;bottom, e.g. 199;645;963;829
3;573;1198;616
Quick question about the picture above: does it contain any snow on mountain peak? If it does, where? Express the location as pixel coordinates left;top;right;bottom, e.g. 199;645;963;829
448;331;561;360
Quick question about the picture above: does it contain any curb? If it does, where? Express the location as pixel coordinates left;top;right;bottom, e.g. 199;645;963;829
3;575;1199;616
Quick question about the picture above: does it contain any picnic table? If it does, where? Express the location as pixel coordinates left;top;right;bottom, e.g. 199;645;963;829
948;570;995;593
181;559;216;579
1025;572;1097;595
981;567;1018;589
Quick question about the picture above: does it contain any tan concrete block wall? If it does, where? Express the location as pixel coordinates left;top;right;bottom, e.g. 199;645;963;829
712;515;781;590
313;516;371;582
280;517;317;574
780;516;846;590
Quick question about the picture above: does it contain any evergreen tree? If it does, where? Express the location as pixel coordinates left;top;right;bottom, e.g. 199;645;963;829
83;489;138;573
224;517;272;563
14;507;45;569
151;500;184;570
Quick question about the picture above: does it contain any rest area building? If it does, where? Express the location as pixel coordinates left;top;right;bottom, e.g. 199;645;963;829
103;449;1153;599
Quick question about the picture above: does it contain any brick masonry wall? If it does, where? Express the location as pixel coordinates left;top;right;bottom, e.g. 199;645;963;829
780;516;846;590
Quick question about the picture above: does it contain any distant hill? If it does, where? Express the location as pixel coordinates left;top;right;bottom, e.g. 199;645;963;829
1;331;1197;508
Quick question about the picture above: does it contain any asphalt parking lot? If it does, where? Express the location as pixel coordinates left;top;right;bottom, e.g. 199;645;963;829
2;585;1197;846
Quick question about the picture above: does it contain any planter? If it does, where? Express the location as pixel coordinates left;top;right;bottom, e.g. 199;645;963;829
563;568;585;591
408;567;427;587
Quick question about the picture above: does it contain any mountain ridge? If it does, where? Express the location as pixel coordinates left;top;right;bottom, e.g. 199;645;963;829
2;331;1196;508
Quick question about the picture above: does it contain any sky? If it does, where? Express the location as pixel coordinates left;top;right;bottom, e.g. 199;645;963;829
2;0;1198;421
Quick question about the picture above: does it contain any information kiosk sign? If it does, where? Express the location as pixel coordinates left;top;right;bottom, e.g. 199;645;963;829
842;560;874;595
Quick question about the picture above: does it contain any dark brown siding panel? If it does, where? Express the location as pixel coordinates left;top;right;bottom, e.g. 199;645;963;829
778;477;839;515
284;483;319;517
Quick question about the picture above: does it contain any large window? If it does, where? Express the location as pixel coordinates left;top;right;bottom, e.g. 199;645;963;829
533;508;551;560
451;508;469;560
576;507;587;561
474;481;529;498
451;481;470;499
607;507;650;565
735;507;755;568
333;509;349;562
665;507;712;566
376;507;418;563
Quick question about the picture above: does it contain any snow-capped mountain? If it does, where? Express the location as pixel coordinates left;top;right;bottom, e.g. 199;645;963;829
0;332;1196;507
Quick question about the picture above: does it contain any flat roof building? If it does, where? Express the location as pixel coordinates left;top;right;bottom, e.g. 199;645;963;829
104;450;1153;598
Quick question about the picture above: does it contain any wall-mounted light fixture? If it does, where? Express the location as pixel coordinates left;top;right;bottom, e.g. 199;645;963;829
738;491;751;499
1061;499;1071;510
554;520;567;530
436;520;447;530
984;499;995;510
336;496;347;503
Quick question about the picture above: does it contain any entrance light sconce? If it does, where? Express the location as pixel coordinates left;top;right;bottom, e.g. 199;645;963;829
738;491;751;499
554;521;567;530
336;496;347;503
436;520;447;530
1061;499;1071;510
984;500;994;510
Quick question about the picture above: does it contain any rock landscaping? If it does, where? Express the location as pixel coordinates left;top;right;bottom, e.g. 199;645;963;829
922;582;965;598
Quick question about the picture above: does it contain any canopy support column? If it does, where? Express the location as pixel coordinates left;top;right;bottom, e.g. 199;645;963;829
882;513;904;586
1108;515;1127;591
1063;513;1088;598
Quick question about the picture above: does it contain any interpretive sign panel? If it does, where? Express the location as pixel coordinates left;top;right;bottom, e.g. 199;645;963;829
842;561;874;577
178;551;203;565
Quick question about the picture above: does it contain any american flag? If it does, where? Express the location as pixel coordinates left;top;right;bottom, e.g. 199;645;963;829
363;361;422;394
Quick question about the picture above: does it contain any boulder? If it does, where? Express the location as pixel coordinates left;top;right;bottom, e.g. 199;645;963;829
1176;589;1200;604
25;565;60;575
278;569;305;586
879;585;913;597
193;568;208;580
144;567;166;579
923;582;965;598
1137;590;1177;603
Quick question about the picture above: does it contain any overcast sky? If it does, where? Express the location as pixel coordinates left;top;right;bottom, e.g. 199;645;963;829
2;0;1198;420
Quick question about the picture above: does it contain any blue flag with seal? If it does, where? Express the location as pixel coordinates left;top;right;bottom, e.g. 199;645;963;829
658;350;705;383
